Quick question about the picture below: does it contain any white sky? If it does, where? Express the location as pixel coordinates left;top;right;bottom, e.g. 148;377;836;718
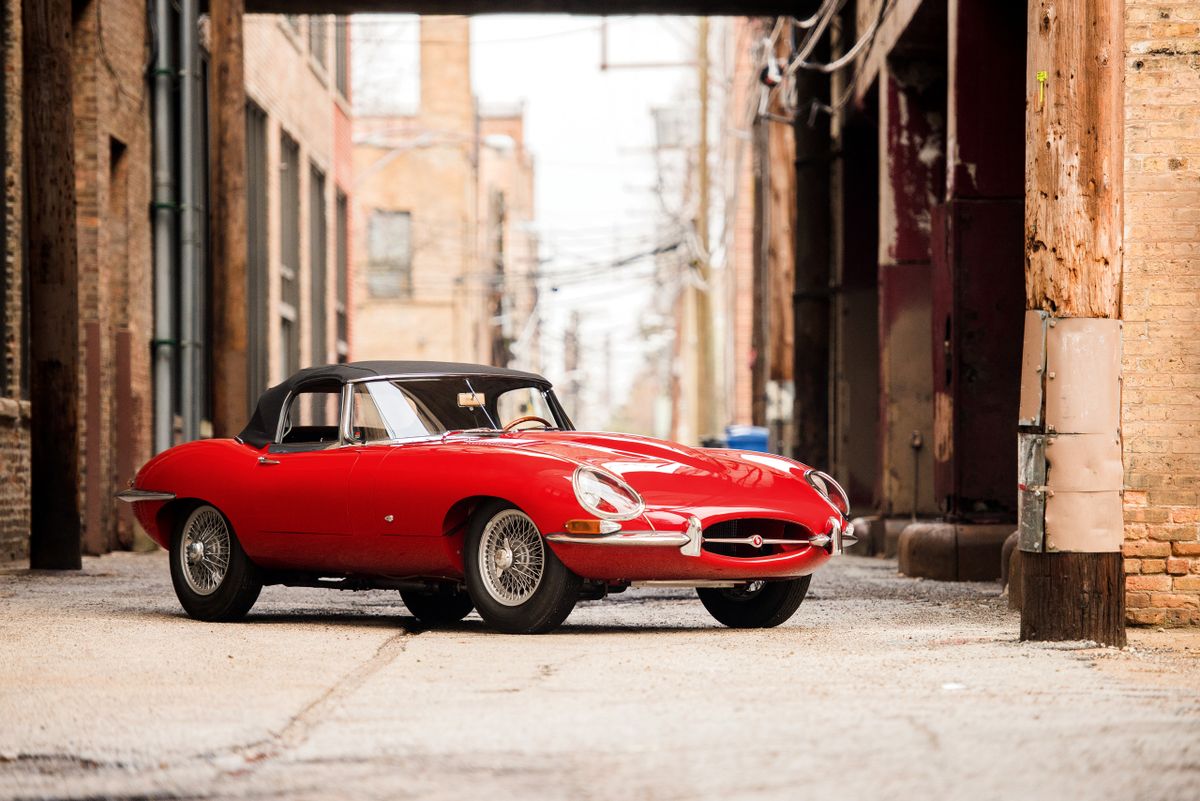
353;15;698;428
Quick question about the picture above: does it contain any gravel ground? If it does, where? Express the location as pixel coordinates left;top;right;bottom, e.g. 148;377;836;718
1;550;1199;801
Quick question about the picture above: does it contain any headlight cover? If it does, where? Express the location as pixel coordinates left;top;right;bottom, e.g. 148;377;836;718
805;469;850;517
572;466;645;521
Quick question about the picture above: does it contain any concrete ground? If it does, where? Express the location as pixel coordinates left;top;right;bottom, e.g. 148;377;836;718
1;552;1199;801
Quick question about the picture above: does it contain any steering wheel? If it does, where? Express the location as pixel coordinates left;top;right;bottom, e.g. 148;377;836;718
503;415;554;432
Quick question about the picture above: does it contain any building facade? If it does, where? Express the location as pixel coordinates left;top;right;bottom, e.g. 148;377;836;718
352;16;538;368
243;14;354;409
0;5;353;561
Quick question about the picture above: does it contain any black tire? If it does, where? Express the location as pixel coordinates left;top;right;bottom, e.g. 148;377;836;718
697;576;811;629
400;587;474;625
464;501;581;634
169;503;262;622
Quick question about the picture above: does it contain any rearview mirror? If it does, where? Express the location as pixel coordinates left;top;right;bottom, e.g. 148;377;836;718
457;392;485;408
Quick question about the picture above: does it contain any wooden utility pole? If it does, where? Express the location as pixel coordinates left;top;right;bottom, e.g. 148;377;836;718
693;16;717;441
25;0;82;569
209;0;250;434
1019;0;1125;645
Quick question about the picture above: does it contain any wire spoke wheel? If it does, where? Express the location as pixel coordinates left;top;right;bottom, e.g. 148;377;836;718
477;509;545;607
179;506;231;597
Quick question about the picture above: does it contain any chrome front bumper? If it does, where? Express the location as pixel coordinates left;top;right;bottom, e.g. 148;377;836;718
548;516;856;557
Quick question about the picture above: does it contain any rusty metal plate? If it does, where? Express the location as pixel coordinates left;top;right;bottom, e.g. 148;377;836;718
1017;432;1046;552
1044;490;1124;553
1044;433;1123;493
1018;310;1048;427
1044;317;1122;435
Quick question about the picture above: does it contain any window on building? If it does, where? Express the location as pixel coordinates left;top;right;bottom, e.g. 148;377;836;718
309;16;328;69
334;17;349;99
335;190;349;360
246;101;270;407
309;163;328;421
367;210;413;298
279;132;301;380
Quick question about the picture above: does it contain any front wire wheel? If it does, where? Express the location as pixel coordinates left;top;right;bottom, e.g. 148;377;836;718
465;502;581;633
478;509;546;606
697;576;811;629
169;503;262;622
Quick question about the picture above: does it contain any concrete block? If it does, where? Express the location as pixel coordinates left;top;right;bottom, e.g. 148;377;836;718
884;518;915;559
846;515;881;556
899;523;1017;581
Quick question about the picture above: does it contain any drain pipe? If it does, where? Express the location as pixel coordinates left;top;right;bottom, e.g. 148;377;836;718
151;0;176;454
178;0;200;441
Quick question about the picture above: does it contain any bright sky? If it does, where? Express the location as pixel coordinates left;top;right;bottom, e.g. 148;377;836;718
353;15;699;428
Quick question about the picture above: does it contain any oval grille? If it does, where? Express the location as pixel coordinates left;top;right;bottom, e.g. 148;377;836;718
702;518;814;558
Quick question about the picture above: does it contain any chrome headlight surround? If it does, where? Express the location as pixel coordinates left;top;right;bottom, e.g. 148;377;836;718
805;469;850;517
571;466;645;521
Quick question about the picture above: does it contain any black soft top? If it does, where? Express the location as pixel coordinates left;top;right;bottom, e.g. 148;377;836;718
237;361;550;448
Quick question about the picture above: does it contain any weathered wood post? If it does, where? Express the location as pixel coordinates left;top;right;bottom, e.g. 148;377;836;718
1018;0;1125;645
209;0;249;435
24;0;82;569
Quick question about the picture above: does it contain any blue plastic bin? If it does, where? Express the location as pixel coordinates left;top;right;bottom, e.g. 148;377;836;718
723;425;770;453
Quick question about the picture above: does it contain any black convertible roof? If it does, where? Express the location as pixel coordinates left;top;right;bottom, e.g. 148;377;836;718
237;361;550;448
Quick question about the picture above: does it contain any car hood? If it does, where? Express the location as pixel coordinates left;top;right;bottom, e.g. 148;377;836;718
495;430;820;512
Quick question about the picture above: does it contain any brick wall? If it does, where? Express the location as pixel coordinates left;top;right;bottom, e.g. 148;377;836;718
72;0;153;554
1;0;29;561
1122;1;1200;625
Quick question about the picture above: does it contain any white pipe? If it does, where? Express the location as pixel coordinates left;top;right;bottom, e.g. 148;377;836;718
179;0;200;441
151;0;175;454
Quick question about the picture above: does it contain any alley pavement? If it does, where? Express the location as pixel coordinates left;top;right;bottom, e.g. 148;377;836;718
2;550;1199;801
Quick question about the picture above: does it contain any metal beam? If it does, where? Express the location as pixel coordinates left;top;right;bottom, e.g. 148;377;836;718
24;0;82;569
246;0;799;13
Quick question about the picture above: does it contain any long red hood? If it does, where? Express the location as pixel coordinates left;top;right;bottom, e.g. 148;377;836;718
488;430;823;514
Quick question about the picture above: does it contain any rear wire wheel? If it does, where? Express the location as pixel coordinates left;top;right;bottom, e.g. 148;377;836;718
465;502;581;634
169;503;262;622
697;576;811;629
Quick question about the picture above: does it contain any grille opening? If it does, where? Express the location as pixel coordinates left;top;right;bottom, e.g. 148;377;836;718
702;518;813;558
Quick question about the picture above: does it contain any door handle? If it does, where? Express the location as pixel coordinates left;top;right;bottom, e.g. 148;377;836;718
258;456;280;466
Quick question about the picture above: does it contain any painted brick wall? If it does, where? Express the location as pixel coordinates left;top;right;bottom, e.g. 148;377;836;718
1122;1;1200;625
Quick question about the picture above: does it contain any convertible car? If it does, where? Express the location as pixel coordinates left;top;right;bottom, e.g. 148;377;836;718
119;361;853;633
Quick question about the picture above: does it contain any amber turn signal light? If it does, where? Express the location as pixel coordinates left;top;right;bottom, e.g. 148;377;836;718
564;519;621;535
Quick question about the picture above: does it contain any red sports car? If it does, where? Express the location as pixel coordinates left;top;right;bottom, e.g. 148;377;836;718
119;361;854;633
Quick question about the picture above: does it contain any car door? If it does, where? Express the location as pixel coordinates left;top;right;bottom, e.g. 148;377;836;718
243;386;359;571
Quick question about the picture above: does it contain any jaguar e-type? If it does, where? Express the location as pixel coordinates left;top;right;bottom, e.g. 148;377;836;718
118;361;853;633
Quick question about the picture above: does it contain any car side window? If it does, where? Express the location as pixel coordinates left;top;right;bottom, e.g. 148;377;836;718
351;382;439;442
277;389;342;448
351;385;391;443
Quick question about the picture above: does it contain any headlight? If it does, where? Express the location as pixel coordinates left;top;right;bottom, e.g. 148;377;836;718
572;466;645;521
805;469;850;517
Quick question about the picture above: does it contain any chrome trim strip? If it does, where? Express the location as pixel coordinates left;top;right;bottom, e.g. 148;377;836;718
115;489;175;503
345;372;551;387
630;580;740;589
546;531;690;547
703;537;817;546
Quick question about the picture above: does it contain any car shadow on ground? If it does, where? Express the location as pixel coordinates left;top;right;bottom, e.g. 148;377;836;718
121;603;736;636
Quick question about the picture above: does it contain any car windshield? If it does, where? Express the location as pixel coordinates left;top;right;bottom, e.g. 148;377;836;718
350;376;571;443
